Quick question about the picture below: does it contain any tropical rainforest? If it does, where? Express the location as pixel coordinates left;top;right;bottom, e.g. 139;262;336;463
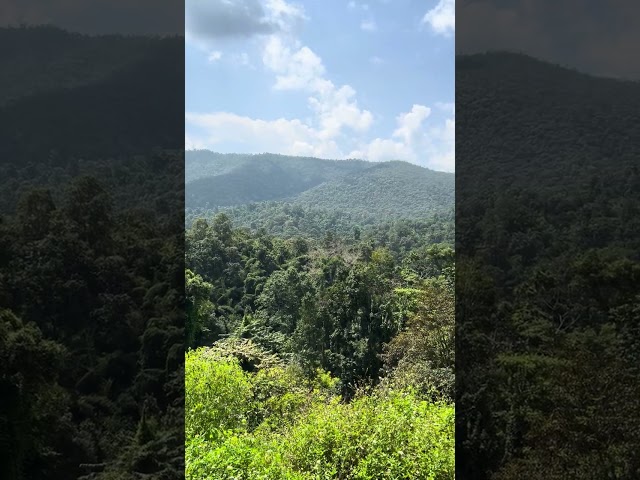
185;151;455;479
0;26;184;479
456;52;640;479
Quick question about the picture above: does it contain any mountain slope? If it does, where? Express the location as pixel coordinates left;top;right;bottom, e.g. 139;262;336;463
185;151;454;220
456;51;640;193
186;152;371;207
0;27;184;163
295;160;453;218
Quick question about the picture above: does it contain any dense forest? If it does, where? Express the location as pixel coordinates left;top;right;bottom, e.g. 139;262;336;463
456;52;640;479
0;26;184;479
185;154;455;478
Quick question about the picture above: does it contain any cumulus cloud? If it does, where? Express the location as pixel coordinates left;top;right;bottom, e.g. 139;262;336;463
187;102;454;171
261;36;373;139
393;104;431;144
187;20;373;160
422;0;455;37
263;37;329;91
185;112;342;158
186;0;305;43
349;104;455;171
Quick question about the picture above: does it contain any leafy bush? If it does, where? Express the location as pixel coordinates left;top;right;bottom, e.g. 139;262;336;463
185;347;454;479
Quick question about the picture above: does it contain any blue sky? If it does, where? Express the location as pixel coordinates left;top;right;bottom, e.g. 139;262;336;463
186;0;455;171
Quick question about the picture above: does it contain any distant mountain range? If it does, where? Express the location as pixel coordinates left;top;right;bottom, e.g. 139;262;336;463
456;51;640;192
0;26;183;162
186;151;454;219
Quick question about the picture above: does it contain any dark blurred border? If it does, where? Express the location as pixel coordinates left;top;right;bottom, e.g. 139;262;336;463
0;2;184;479
456;1;640;479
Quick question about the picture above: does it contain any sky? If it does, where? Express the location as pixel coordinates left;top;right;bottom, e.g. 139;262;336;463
185;0;455;172
456;0;640;80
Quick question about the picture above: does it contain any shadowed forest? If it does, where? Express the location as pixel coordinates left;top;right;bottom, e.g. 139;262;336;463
456;52;640;479
0;26;184;479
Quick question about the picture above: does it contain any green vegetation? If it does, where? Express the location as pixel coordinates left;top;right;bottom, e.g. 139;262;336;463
185;152;454;220
0;26;184;479
456;52;640;479
0;168;184;479
185;152;455;479
186;344;454;480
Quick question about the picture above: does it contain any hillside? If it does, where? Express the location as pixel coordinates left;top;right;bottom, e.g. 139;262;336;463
295;160;453;217
456;51;640;194
0;26;161;106
0;26;184;164
456;52;640;479
185;151;454;222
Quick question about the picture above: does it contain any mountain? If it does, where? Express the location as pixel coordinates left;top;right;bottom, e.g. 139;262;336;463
0;26;184;163
456;51;640;194
456;52;640;479
294;160;453;218
185;151;454;220
0;26;158;106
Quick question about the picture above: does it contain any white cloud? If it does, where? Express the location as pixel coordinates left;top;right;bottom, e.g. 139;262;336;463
208;50;223;63
360;19;377;31
424;116;455;172
308;85;374;138
185;112;342;158
186;0;454;172
393;104;431;144
422;0;454;37
263;0;307;33
263;37;329;91
370;56;384;65
261;35;373;139
348;103;455;171
186;102;454;171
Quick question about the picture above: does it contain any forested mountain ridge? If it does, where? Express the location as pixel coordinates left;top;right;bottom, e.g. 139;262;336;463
0;25;160;106
0;26;184;165
457;51;640;190
186;150;370;183
456;52;640;479
186;151;454;221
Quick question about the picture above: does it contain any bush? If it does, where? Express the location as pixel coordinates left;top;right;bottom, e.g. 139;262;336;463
186;347;454;479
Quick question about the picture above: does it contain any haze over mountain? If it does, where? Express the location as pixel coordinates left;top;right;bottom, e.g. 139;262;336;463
186;151;454;220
